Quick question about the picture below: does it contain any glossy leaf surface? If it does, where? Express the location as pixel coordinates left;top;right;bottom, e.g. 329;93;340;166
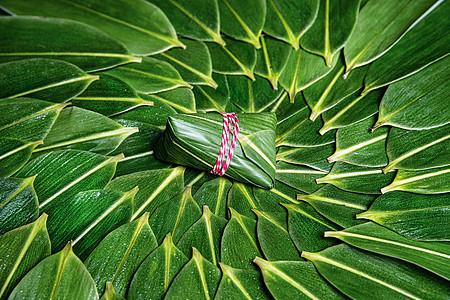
276;162;326;194
193;177;232;219
0;139;41;177
277;144;334;173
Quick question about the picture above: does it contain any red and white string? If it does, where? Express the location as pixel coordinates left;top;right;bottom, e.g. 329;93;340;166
211;113;239;176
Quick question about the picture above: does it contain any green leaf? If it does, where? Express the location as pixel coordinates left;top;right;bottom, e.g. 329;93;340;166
0;0;184;55
227;75;284;113
254;209;301;260
145;87;197;113
16;150;121;212
0;214;50;299
128;234;188;300
164;248;221;299
384;124;450;173
85;213;158;298
283;202;340;253
381;165;450;194
46;188;135;259
302;244;450;299
254;36;292;89
301;0;360;66
0;98;67;142
194;74;233;113
193;177;232;219
254;258;346;299
177;206;228;265
103;57;192;95
221;208;263;270
374;56;450;130
343;0;441;75
148;0;224;45
279;48;338;101
156;38;217;88
325;222;450;280
303;57;369;121
274;94;335;147
33;107;138;155
227;182;262;219
363;1;450;93
0;16;140;72
72;74;154;117
276;162;326;193
148;186;202;244
206;38;256;80
0;59;97;101
215;263;271;299
263;0;319;49
8;242;98;300
276;144;335;172
0;138;41;177
106;167;185;220
357;191;450;241
316;162;395;194
218;0;266;48
100;282;125;300
0;176;38;235
328;116;389;167
252;181;300;212
298;184;375;228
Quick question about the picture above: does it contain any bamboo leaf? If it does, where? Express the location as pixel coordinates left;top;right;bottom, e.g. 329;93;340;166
16;150;121;212
227;74;284;113
100;282;124;300
277;144;335;172
303;57;369;121
193;177;232;219
316;162;396;194
155;38;217;88
103;57;191;94
194;74;234;113
0;98;66;142
0;16;140;72
252;181;300;213
298;184;375;228
283;202;340;253
0;139;41;177
328;116;389;167
72;74;153;117
254;36;292;89
8;242;98;300
364;1;450;93
227;182;262;219
177;206;228;265
0;214;50;300
221;208;263;270
148;0;224;45
301;0;360;66
381;165;450;194
218;0;266;48
254;258;346;299
164;248;221;299
0;177;38;236
0;0;184;55
325;222;450;280
148;186;202;244
279;48;338;101
276;162;326;194
85;213;158;298
215;263;271;299
105;167;185;219
206;38;256;80
0;59;97;102
343;0;442;75
144;88;197;114
263;0;319;49
374;56;450;130
254;209;301;261
33;107;138;155
302;244;450;299
46;188;135;259
384;124;450;173
357;191;450;241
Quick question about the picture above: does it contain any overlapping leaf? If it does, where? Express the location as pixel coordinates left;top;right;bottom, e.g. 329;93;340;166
276;162;326;194
277;144;335;172
0;139;41;177
193;177;232;219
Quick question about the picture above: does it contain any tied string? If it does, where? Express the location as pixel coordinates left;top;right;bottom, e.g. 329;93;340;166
211;113;239;176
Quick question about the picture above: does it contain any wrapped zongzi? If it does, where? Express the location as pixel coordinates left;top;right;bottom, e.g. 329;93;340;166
154;112;277;189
